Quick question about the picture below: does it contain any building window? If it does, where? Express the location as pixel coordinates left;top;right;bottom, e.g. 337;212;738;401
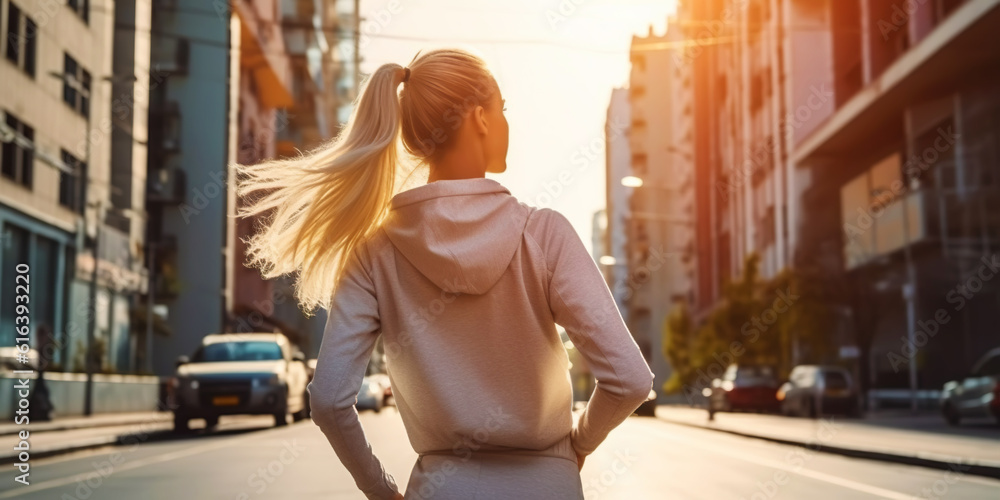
63;53;92;118
4;2;37;78
1;111;33;188
67;0;89;23
59;149;86;212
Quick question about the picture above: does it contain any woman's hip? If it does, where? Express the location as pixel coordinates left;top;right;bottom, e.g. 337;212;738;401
404;433;583;499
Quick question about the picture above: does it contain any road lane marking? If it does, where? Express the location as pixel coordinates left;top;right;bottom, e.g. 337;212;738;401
641;425;922;500
0;433;249;498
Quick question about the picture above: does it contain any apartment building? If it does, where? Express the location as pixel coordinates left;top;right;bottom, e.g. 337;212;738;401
621;22;696;403
0;0;150;373
792;0;1000;398
604;88;631;320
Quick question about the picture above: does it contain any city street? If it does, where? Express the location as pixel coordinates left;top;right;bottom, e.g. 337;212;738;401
4;409;999;499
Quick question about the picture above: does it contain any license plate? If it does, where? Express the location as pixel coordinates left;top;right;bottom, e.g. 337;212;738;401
213;395;239;406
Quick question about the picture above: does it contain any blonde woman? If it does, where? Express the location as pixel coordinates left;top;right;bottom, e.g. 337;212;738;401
236;48;654;499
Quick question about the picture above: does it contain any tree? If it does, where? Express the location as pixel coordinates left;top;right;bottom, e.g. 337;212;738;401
661;299;693;395
661;252;840;389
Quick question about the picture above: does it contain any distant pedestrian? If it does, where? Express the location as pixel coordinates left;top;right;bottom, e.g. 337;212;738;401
236;48;653;499
29;369;53;422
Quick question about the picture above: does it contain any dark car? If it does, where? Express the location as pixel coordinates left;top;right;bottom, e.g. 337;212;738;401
941;347;1000;426
705;364;780;418
778;365;860;418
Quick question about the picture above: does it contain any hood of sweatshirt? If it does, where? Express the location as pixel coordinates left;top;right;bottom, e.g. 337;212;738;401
381;177;529;295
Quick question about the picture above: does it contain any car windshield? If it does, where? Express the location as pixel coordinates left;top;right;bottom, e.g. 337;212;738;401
194;342;283;362
823;371;849;389
736;366;775;382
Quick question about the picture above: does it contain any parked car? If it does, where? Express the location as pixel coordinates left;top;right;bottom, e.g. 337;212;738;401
778;365;859;418
705;364;780;418
941;347;1000;426
169;333;311;431
357;372;391;413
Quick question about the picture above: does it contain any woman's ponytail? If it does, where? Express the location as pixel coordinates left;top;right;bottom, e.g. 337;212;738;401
235;63;408;315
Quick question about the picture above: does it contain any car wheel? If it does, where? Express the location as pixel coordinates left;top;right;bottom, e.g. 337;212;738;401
274;407;290;427
173;414;190;432
292;393;309;422
847;401;862;418
943;403;961;426
204;416;219;429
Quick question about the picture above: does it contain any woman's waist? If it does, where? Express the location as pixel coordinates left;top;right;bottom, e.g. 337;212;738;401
417;430;577;464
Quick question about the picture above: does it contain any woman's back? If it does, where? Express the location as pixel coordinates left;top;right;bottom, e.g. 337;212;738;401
307;177;654;498
237;48;653;499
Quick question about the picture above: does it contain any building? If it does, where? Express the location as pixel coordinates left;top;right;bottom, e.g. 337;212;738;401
790;0;1000;404
1;0;150;374
145;0;243;376
675;0;1000;406
267;0;361;358
146;0;360;375
621;21;696;403
228;0;297;345
603;88;632;319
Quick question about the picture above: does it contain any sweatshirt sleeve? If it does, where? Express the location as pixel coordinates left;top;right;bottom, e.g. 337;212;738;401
306;244;399;500
528;208;655;457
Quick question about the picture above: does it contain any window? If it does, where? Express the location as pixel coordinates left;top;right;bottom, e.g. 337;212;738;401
193;342;284;362
59;149;86;212
67;0;89;23
62;53;92;118
1;111;34;188
4;2;36;77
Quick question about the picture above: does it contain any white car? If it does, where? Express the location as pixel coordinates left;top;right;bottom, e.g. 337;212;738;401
169;333;311;431
357;373;391;413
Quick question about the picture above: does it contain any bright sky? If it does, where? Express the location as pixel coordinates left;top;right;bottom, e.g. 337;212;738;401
357;0;678;253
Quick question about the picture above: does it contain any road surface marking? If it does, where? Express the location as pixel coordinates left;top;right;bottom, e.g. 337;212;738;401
0;433;248;498
642;424;923;500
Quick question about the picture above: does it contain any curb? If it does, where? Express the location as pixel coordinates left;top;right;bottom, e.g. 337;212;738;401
657;416;1000;480
0;414;172;437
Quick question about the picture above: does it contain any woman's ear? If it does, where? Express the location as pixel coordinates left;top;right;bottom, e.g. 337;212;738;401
472;105;488;135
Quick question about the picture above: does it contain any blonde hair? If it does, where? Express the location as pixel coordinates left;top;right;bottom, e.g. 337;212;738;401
235;48;498;315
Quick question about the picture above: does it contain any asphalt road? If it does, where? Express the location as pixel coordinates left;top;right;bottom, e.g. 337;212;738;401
3;409;999;499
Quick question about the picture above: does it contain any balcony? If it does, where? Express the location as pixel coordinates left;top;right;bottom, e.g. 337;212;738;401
843;185;1000;270
147;167;186;206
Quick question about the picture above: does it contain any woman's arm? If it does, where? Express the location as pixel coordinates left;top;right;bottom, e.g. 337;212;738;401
306;245;400;500
527;208;655;458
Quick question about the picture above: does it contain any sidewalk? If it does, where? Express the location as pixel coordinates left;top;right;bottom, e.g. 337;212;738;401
1;411;173;464
655;405;1000;479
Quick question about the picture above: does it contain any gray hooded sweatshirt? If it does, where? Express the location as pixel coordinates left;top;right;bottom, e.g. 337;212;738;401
306;177;655;499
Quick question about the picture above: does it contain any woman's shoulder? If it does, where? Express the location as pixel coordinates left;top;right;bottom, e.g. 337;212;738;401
354;228;394;269
522;205;577;249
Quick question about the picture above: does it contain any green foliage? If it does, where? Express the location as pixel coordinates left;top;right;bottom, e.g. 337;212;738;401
661;253;837;390
661;300;692;394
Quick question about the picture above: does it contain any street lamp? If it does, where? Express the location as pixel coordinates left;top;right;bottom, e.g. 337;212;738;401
621;176;685;192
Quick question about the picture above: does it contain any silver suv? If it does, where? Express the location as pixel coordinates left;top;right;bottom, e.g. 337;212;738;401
941;347;1000;426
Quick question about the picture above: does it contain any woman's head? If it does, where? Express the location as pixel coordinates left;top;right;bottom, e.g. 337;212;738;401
235;48;505;314
399;49;508;177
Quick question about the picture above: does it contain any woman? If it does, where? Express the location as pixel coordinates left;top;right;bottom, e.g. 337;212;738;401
236;48;654;499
